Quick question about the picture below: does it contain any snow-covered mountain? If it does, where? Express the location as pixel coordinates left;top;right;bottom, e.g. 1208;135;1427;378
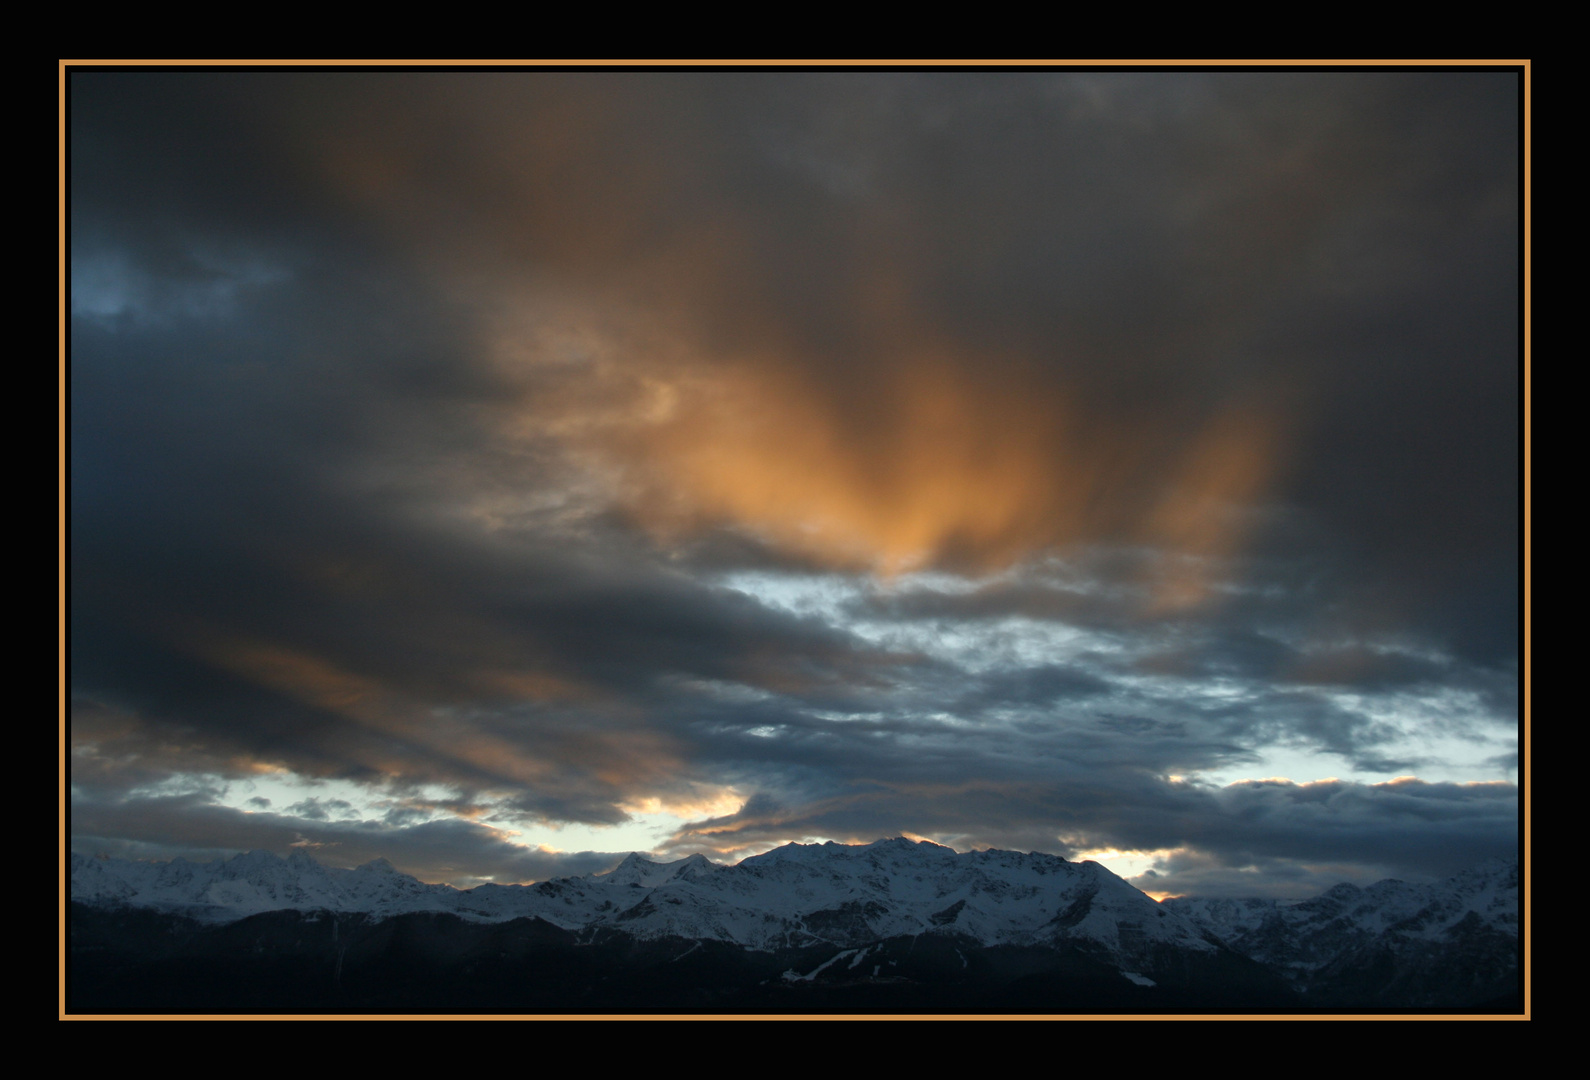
1165;859;1520;1006
69;848;459;922
70;838;1216;970
68;840;1520;1011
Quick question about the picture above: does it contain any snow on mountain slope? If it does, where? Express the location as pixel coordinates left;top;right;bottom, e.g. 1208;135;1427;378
67;848;460;921
596;851;719;887
648;838;1221;958
1163;858;1519;988
70;838;1217;969
70;843;1519;1006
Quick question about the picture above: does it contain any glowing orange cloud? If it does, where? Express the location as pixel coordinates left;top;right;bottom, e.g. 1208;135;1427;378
536;331;1287;602
306;89;1293;604
190;635;684;796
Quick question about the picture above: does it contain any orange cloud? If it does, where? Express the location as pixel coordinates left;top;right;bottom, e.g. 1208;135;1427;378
515;327;1289;608
190;634;681;796
307;84;1294;607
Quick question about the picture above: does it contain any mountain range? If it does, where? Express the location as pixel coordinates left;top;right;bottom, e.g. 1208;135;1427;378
66;838;1521;1013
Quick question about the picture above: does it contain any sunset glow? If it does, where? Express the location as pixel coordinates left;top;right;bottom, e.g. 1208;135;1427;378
69;67;1520;901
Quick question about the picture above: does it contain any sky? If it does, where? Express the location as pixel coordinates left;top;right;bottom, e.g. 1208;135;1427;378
66;67;1523;899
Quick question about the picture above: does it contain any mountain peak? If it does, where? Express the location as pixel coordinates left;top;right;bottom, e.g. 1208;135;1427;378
231;849;279;865
594;851;713;887
880;836;952;852
70;844;1520;1007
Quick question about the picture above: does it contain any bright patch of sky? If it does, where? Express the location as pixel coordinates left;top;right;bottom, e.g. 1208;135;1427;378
194;768;741;860
211;772;461;824
718;569;1114;670
1071;847;1170;882
718;570;861;619
718;569;1515;789
1190;740;1513;789
514;813;700;856
1190;679;1515;788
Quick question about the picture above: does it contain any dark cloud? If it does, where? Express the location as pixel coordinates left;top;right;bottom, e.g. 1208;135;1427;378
956;666;1113;711
68;68;1520;895
1126;777;1521;898
68;792;629;887
667;774;1517;895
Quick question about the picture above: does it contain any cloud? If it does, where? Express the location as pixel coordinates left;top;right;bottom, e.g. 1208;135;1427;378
1125;776;1521;897
661;774;1517;892
68;790;630;886
69;69;1520;895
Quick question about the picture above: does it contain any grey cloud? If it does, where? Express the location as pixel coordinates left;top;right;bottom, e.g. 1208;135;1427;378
667;773;1516;892
285;798;355;821
69;792;631;887
955;666;1113;711
69;69;1519;894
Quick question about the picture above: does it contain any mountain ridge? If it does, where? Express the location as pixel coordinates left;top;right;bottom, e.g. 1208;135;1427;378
69;837;1214;962
1163;856;1519;1006
68;838;1520;1009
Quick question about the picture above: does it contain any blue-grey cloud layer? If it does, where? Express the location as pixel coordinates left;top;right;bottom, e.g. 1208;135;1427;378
69;69;1520;894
